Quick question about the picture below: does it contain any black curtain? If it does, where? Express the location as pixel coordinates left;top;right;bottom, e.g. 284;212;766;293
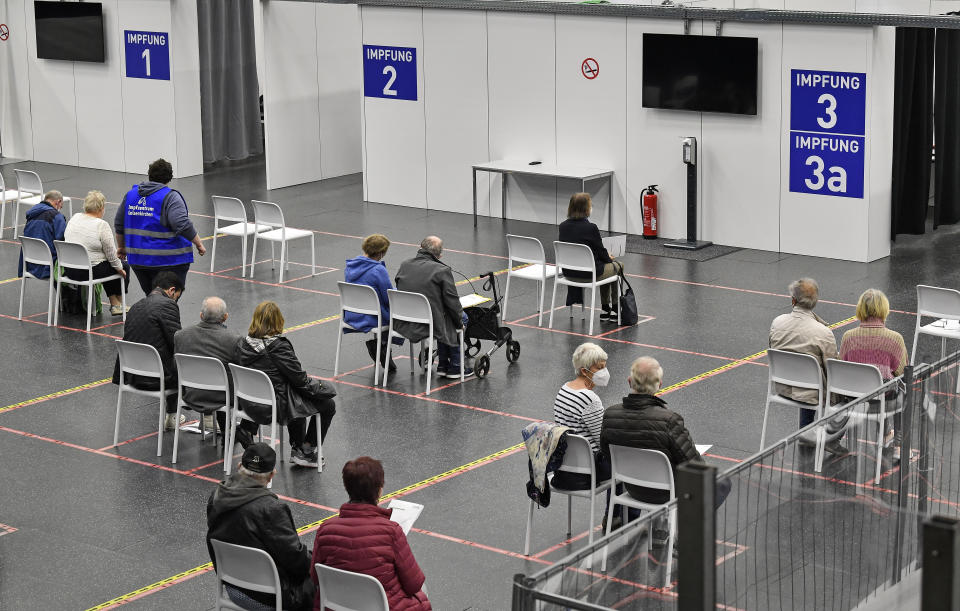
197;0;263;164
891;27;935;239
934;27;960;228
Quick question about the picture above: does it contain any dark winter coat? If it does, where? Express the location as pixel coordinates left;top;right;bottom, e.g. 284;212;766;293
600;393;700;503
343;255;393;333
234;335;334;425
173;321;240;413
206;472;315;610
393;249;464;346
17;201;66;279
558;217;611;279
310;503;431;611
112;288;181;389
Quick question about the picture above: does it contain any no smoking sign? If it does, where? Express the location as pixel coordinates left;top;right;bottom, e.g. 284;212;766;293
581;57;598;80
0;24;9;42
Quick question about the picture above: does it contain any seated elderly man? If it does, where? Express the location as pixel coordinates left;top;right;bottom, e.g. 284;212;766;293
174;296;242;438
394;236;472;378
18;189;66;279
207;443;315;610
769;277;848;456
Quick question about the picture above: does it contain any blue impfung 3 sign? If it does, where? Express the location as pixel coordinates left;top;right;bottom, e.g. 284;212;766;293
125;30;170;81
788;69;866;199
363;45;417;101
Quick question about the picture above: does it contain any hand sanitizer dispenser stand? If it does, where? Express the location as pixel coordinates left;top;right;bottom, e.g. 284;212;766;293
664;137;713;251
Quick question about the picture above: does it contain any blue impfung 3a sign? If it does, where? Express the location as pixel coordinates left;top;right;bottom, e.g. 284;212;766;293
788;69;866;199
363;45;417;101
125;30;170;81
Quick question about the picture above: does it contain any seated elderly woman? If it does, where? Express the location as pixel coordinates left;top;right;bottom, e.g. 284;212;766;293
838;288;908;462
311;456;431;611
235;301;337;468
344;233;398;372
63;190;129;315
552;342;611;488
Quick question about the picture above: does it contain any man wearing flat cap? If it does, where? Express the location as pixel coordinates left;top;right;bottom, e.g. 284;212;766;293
206;443;316;610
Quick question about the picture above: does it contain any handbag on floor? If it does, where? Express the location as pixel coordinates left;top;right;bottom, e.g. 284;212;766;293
618;270;638;326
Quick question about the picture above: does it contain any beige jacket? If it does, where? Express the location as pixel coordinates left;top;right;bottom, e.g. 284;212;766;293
768;306;838;405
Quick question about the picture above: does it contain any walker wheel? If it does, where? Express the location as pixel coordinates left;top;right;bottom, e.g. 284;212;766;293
476;355;491;378
507;340;521;363
466;338;482;358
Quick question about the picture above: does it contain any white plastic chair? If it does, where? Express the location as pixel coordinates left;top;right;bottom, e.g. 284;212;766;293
113;340;177;457
18;236;56;326
209;196;270;278
912;285;960;368
173;353;231;468
503;235;556;326
825;359;899;481
227;363;323;477
0;172;21;239
249;200;315;283
210;539;282;611
382;289;465;396
12;169;43;239
523;434;612;556
314;563;390;611
760;349;825;455
549;241;620;336
53;240;126;332
334;281;385;385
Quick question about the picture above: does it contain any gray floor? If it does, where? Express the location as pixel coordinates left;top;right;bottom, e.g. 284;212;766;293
0;156;953;610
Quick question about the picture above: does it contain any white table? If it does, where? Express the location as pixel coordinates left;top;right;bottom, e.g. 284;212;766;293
472;160;614;232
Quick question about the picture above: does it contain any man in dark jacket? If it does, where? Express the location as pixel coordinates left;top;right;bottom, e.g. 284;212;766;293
174;296;240;437
207;443;315;610
17;190;66;279
114;158;205;295
394;236;471;378
112;271;183;430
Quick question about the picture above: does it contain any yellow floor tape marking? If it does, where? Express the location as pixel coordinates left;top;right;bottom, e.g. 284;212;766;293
0;379;111;415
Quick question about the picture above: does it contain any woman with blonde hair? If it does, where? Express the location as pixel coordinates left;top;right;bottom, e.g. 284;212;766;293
235;301;337;467
63;190;129;315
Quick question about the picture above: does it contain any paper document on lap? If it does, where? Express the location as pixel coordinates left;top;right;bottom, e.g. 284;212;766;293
696;444;712;454
602;235;626;258
387;499;424;535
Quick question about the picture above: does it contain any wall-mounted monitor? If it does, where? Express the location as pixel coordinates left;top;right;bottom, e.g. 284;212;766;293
35;1;105;63
642;34;758;115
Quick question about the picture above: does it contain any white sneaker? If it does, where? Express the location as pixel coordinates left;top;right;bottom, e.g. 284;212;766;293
164;414;187;431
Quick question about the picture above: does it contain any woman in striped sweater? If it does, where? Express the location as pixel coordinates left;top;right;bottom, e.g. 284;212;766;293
839;289;908;461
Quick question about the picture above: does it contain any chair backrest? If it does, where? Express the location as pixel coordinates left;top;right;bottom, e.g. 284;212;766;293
211;196;247;224
554;241;596;275
506;234;547;266
387;289;432;325
20;236;53;266
14;169;42;196
339;282;382;318
766;349;823;392
116;340;165;379
228;363;276;406
210;539;283;607
315;563;389;611
174;353;229;393
251;200;285;228
609;445;674;494
53;241;93;270
555;434;594;477
916;285;960;321
826;358;883;399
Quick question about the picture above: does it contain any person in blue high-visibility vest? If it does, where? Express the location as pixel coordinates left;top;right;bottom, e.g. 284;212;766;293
114;158;206;294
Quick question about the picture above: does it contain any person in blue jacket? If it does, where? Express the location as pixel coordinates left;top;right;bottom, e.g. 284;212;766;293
17;190;66;279
343;234;398;372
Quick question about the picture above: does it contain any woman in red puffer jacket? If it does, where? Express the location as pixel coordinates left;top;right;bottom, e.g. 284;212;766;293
311;457;431;611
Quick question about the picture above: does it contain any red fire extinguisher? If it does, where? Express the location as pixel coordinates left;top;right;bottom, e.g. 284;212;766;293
642;185;659;239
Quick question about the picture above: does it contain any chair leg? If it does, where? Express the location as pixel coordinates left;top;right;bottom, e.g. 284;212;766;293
310;234;316;276
251;233;259;278
18;276;25;320
537;280;545;327
86;283;94;332
813;423;826;472
45;276;54;327
502;274;511;321
548;280;558;329
157;397;166;457
426;340;433;396
333;327;343;377
315;413;323;473
524;499;535;556
240;233;248;278
910;326;920;365
566;495;573;539
120;279;126;323
269;241;275;270
210;232;217;272
373;329;381;386
588;286;597;336
759;399;771;450
459;331;465;382
53;279;62;327
587;493;596;547
225;406;238;475
172;401;184;464
278;241;285;283
875;418;884;484
382;328;394;388
113;389;123;447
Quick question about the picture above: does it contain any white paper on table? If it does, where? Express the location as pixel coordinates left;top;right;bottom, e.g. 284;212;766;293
387;499;424;535
602;235;626;258
931;318;960;330
460;293;491;308
696;444;712;455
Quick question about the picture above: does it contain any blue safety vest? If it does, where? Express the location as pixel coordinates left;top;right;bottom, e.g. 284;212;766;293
122;185;194;267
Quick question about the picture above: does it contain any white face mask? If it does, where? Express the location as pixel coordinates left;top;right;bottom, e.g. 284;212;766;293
588;367;610;387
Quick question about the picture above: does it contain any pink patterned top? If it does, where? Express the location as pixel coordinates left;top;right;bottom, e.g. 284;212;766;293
838;319;908;380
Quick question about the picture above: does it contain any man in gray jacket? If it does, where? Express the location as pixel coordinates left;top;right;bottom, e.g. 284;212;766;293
394;236;471;378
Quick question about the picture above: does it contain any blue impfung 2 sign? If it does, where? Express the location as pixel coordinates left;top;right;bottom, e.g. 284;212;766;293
788;69;866;199
363;45;417;101
125;30;170;81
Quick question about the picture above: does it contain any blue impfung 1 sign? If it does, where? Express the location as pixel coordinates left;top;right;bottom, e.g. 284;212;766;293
363;45;417;101
125;30;170;81
788;69;866;199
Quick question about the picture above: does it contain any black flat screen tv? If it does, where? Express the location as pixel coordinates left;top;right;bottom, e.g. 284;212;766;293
35;1;105;63
642;34;758;115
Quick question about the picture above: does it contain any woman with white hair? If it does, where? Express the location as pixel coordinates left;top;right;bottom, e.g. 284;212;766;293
552;342;611;488
64;190;129;315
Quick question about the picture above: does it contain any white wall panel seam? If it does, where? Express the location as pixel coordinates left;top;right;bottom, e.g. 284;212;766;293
777;21;784;253
314;4;323;179
485;10;491;218
360;6;369;199
553;13;558;226
421;7;429;210
72;62;80;167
